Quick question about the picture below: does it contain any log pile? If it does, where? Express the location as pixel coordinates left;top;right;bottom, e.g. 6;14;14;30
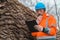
0;0;37;40
56;30;60;40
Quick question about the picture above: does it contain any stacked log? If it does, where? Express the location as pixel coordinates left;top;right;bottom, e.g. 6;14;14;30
56;30;60;40
0;0;37;40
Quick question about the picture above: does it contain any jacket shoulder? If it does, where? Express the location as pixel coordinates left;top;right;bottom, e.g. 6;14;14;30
46;13;54;18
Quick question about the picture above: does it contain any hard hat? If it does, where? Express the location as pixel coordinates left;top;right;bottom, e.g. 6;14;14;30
35;2;46;10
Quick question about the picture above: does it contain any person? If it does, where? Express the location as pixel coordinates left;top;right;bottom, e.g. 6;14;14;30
31;2;58;40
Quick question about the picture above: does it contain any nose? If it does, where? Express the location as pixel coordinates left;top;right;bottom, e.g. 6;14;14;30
37;11;41;14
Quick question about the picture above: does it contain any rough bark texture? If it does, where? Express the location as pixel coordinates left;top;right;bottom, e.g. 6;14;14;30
56;31;60;40
0;0;37;40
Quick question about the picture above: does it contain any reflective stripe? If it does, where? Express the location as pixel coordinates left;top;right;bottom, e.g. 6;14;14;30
37;36;56;39
45;14;50;33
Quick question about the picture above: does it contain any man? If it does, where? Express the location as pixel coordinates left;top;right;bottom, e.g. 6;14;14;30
31;2;57;40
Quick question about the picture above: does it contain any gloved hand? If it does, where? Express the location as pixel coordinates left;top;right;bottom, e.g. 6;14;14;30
34;25;43;31
43;27;50;34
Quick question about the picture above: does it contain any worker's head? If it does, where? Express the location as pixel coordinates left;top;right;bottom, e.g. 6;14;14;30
35;2;46;15
0;0;7;7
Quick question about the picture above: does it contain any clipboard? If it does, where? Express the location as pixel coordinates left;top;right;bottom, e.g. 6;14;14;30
25;20;39;32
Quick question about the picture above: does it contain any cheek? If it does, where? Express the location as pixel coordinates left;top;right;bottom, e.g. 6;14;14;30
37;11;41;14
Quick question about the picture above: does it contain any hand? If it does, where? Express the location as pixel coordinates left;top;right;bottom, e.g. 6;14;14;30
34;25;43;31
43;27;50;33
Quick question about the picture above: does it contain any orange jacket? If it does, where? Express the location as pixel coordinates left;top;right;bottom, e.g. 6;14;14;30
32;13;57;37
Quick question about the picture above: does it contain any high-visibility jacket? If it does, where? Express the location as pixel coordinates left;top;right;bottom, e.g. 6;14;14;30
32;13;57;38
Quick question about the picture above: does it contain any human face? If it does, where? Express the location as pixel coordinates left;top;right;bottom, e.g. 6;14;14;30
36;9;45;16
